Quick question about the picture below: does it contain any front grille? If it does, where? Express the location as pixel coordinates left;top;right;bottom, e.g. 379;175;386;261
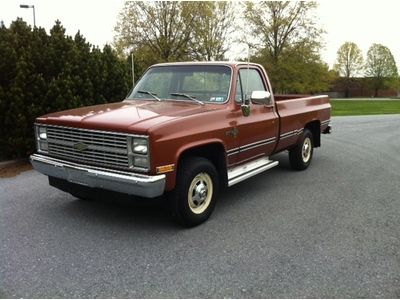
46;126;129;170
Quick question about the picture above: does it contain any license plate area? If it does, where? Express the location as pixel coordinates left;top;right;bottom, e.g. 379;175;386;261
65;167;90;186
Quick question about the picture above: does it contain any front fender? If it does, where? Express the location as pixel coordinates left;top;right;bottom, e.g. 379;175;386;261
162;139;227;191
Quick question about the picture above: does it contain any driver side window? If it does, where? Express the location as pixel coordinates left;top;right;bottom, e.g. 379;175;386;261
235;68;267;104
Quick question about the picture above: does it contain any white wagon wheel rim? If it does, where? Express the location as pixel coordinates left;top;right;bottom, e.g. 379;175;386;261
187;173;213;214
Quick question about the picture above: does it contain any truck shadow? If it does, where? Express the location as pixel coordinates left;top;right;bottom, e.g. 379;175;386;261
59;191;178;229
57;153;292;230
216;153;291;210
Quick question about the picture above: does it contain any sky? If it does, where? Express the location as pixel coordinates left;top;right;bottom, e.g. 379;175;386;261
1;0;400;70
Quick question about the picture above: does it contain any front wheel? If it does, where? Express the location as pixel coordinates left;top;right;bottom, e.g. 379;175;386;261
289;129;314;170
169;157;219;227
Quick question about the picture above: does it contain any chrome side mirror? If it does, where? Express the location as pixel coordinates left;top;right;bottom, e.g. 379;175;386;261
251;91;271;105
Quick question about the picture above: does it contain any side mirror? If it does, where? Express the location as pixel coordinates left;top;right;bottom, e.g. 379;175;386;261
241;98;250;117
251;91;272;105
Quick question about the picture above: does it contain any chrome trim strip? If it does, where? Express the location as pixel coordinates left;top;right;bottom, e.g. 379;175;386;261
241;137;276;149
30;154;165;198
227;137;276;156
227;151;239;157
35;123;146;138
227;147;240;154
321;119;330;125
241;139;276;152
280;128;303;140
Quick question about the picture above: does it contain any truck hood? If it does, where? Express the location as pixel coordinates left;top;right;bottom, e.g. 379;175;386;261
37;100;215;133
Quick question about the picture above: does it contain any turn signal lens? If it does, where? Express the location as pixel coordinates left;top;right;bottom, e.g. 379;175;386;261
156;164;175;174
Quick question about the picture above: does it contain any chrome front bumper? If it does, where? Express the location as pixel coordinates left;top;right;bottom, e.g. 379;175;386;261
30;154;166;198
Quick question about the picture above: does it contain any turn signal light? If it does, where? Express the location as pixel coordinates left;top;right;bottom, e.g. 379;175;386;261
156;164;175;174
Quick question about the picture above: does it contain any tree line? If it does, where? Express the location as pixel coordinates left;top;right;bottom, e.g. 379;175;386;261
334;42;398;97
114;1;398;96
114;1;336;94
0;19;131;159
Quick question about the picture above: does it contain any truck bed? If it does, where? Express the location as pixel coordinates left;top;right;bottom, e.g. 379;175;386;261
273;94;331;153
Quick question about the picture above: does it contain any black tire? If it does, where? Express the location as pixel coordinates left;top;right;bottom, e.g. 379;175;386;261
289;129;314;171
169;157;219;227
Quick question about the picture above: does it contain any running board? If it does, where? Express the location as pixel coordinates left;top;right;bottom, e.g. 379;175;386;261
227;157;279;187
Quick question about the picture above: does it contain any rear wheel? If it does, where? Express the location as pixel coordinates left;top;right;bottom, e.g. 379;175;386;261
169;157;219;227
289;129;314;170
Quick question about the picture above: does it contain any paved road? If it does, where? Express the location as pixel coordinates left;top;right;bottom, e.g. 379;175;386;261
1;115;400;298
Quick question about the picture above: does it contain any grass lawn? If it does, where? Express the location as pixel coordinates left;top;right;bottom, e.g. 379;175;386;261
331;99;400;116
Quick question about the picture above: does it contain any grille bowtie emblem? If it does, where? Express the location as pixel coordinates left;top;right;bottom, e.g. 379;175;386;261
74;142;88;152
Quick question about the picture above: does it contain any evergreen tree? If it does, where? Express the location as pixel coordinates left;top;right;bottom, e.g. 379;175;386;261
0;19;131;159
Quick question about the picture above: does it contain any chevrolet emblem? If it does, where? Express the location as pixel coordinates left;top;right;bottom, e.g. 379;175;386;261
73;142;88;152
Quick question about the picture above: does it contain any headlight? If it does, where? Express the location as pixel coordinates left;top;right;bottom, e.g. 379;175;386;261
35;125;48;153
128;136;150;171
134;156;149;168
38;127;47;140
132;138;148;154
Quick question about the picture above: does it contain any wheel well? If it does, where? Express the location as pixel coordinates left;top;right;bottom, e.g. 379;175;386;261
305;121;321;147
179;143;228;188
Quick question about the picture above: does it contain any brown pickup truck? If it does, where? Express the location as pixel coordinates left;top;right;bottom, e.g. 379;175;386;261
30;62;331;226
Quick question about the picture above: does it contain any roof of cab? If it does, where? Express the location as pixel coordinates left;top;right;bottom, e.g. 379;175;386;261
152;61;263;68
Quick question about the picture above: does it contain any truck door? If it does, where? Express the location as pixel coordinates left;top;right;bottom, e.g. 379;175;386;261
235;67;279;164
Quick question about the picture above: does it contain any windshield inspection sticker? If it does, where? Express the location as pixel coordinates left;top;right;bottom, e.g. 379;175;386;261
215;97;224;102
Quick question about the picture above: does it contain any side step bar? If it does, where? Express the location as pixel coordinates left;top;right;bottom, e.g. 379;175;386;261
227;156;279;187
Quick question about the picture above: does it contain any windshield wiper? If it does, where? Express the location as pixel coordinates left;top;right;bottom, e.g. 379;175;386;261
137;90;161;101
170;92;204;106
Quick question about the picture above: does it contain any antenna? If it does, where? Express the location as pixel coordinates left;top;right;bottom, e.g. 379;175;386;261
131;52;135;87
244;43;250;101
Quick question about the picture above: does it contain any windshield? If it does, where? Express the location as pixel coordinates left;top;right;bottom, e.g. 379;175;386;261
127;65;232;103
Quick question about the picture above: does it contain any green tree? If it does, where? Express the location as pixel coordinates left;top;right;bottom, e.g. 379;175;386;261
114;1;196;62
244;1;322;62
189;2;235;61
365;43;398;97
244;1;329;93
114;1;236;75
0;19;37;159
334;42;364;97
0;19;131;159
100;45;131;101
252;43;332;94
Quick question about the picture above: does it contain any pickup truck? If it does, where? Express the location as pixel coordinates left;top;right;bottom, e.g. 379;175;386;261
30;62;331;227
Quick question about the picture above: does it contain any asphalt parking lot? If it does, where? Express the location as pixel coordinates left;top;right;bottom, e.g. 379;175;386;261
1;115;400;298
